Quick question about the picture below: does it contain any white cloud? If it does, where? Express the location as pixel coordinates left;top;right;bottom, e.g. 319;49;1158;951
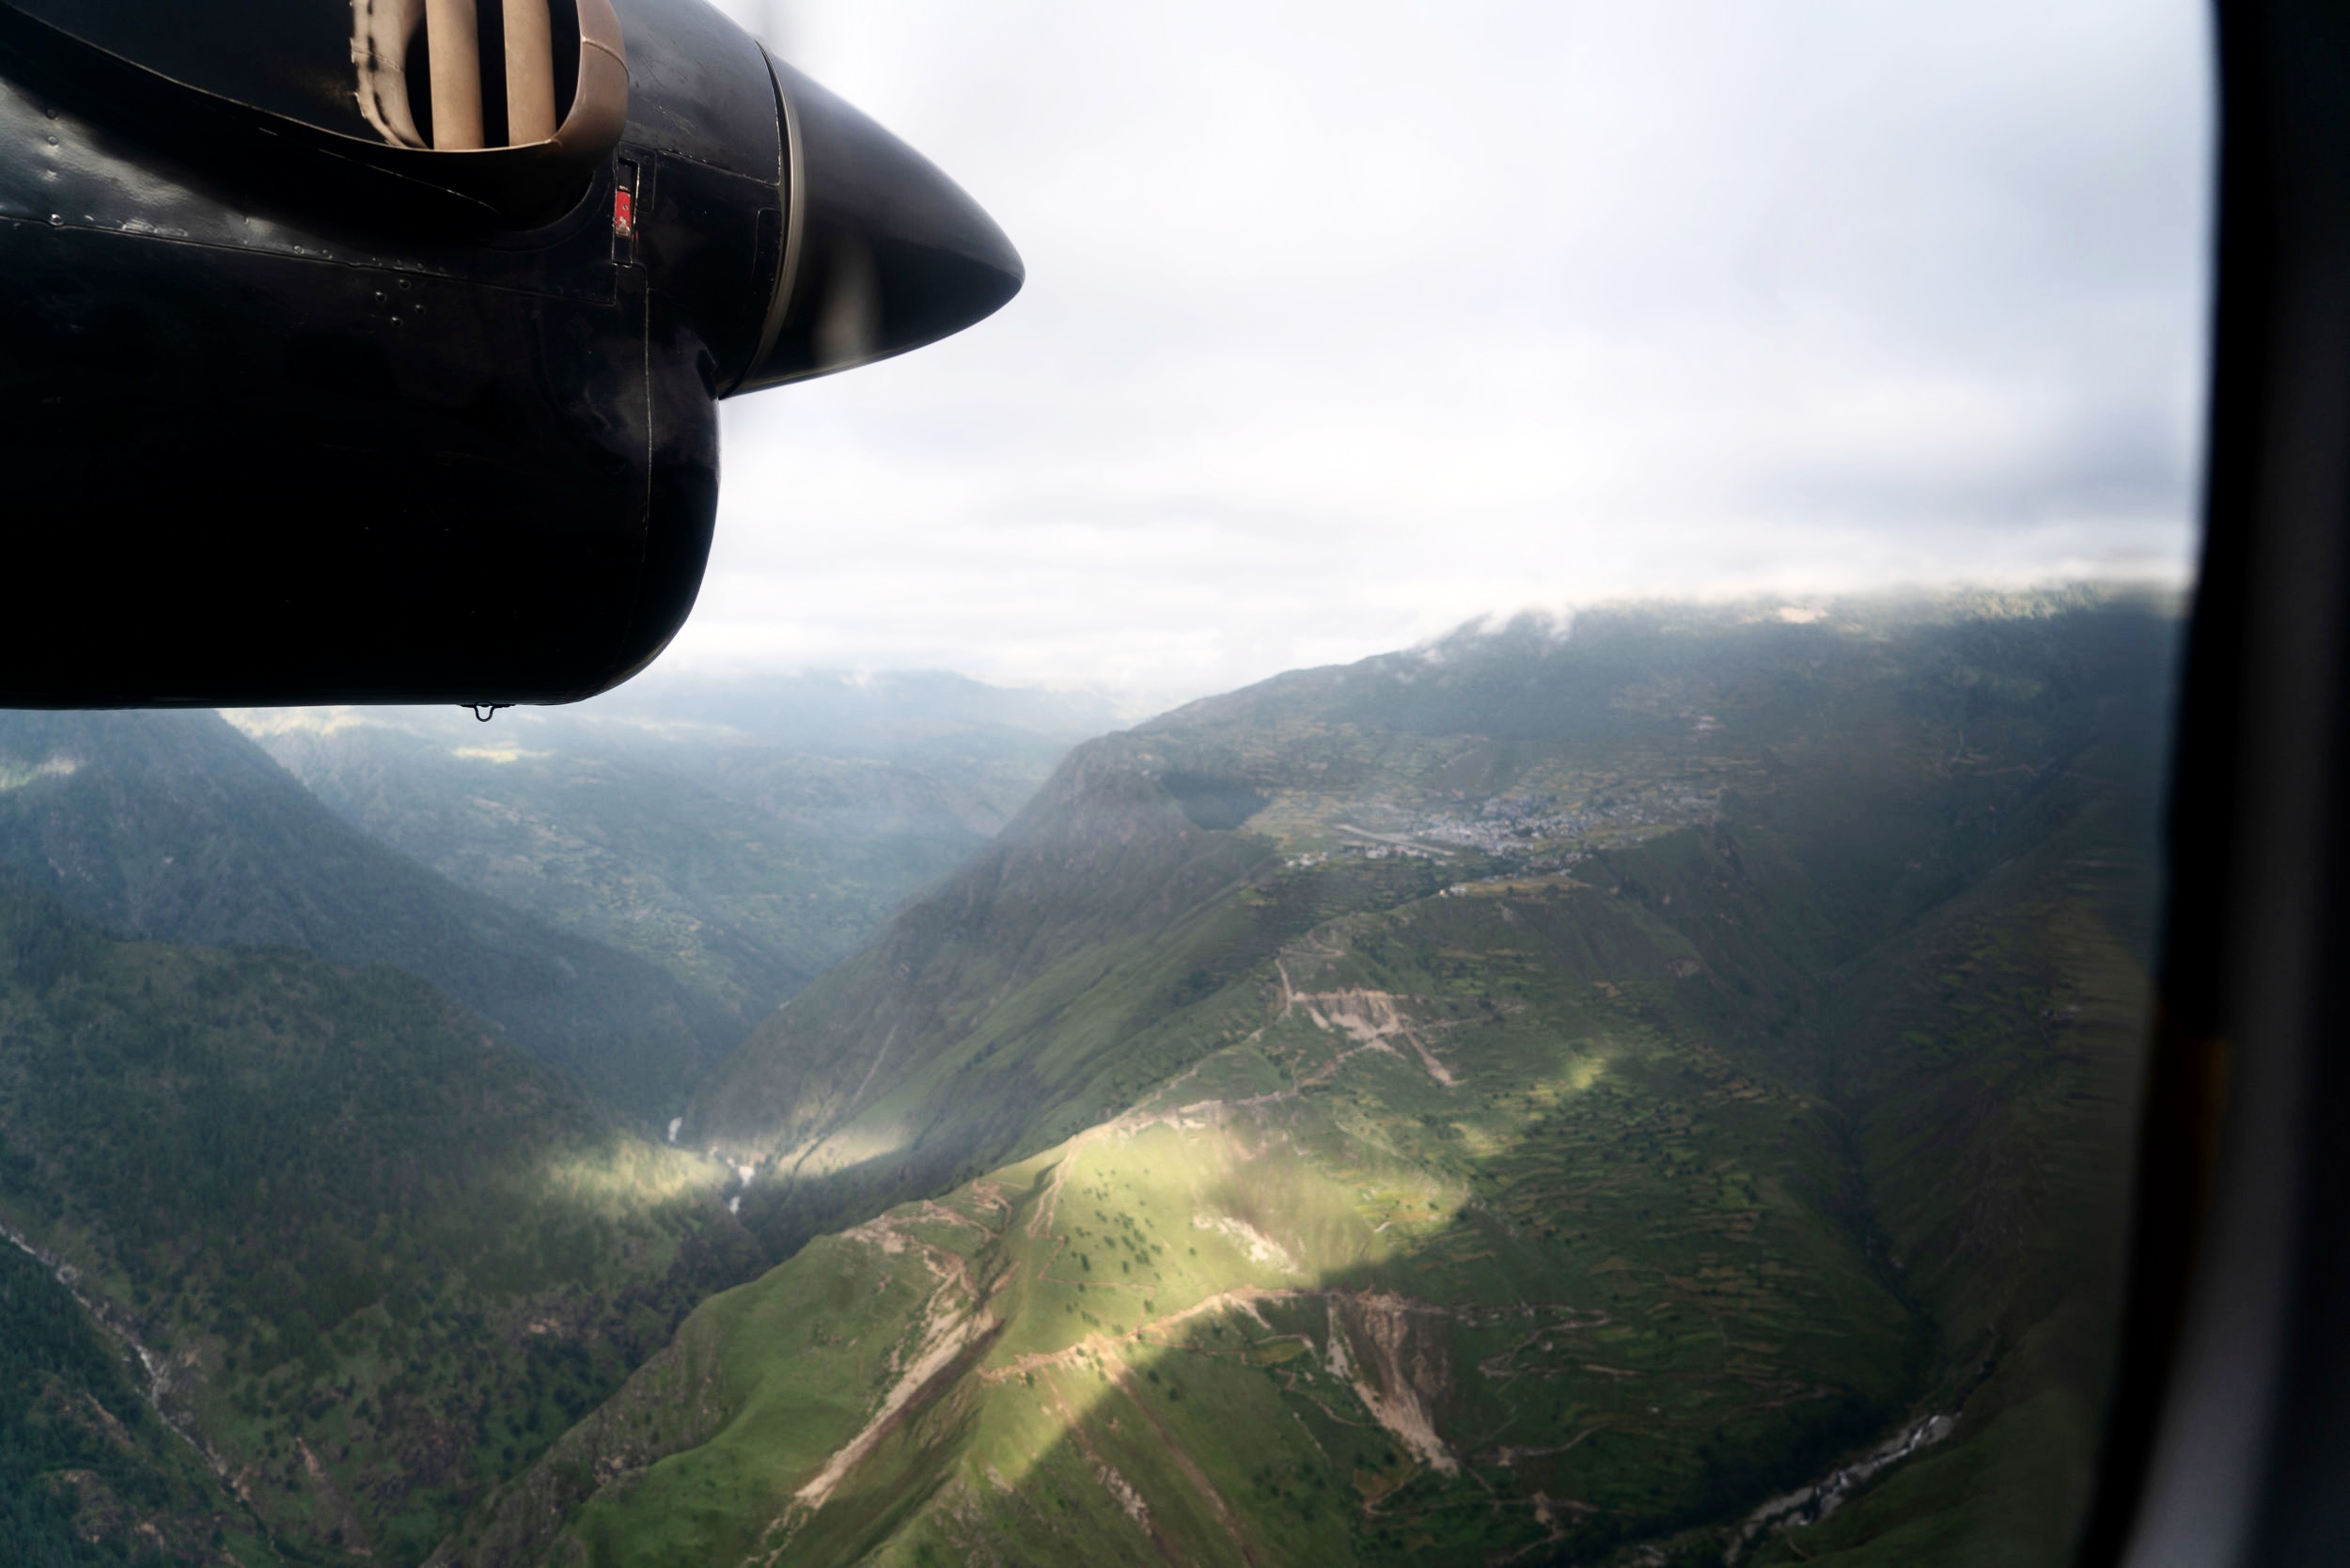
675;0;2214;709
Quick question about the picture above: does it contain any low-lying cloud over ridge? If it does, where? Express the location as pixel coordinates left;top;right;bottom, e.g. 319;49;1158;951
682;0;2212;709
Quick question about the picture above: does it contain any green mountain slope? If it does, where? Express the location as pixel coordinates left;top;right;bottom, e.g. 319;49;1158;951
684;740;1288;1241
0;712;737;1121
1740;800;2154;1563
0;1234;284;1568
0;868;761;1566
452;592;2172;1566
449;843;1924;1568
687;593;2167;1244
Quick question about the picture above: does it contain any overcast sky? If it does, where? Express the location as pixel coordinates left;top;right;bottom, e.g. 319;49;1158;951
677;0;2213;710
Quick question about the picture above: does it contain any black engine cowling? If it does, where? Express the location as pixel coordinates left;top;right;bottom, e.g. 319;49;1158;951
0;0;1020;706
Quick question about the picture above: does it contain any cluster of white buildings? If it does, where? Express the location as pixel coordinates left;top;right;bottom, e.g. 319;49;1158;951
1277;784;1722;881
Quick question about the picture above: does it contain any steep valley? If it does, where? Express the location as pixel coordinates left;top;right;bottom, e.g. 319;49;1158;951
226;672;1113;1035
0;595;2174;1566
447;593;2173;1567
0;679;1095;1567
0;712;737;1124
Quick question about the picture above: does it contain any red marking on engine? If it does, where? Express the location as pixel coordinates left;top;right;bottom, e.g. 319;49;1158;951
613;188;634;236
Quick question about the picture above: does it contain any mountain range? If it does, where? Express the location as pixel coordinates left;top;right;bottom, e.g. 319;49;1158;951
0;603;2173;1567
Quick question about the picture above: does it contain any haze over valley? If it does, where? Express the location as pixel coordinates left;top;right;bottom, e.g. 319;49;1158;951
0;0;2209;1559
0;590;2170;1567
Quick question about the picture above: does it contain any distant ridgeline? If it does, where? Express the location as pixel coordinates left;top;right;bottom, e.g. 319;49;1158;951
420;588;2176;1568
0;710;741;1122
225;670;1109;1034
0;593;2173;1566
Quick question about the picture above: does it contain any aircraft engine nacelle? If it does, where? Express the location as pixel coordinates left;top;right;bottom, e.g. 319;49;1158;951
0;0;1021;706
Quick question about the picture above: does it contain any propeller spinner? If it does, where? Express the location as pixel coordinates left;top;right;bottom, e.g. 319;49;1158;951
0;0;1021;706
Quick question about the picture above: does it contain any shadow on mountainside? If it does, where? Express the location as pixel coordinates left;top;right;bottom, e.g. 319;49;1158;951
431;596;2177;1567
435;769;2154;1568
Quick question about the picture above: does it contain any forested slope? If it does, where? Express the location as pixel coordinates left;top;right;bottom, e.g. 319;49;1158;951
0;712;734;1121
0;868;760;1565
0;1233;277;1568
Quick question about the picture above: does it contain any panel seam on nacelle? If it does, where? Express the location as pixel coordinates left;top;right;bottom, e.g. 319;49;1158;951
731;45;801;396
0;212;624;306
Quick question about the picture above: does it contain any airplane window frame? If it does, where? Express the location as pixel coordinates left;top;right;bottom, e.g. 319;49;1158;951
2082;2;2350;1563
